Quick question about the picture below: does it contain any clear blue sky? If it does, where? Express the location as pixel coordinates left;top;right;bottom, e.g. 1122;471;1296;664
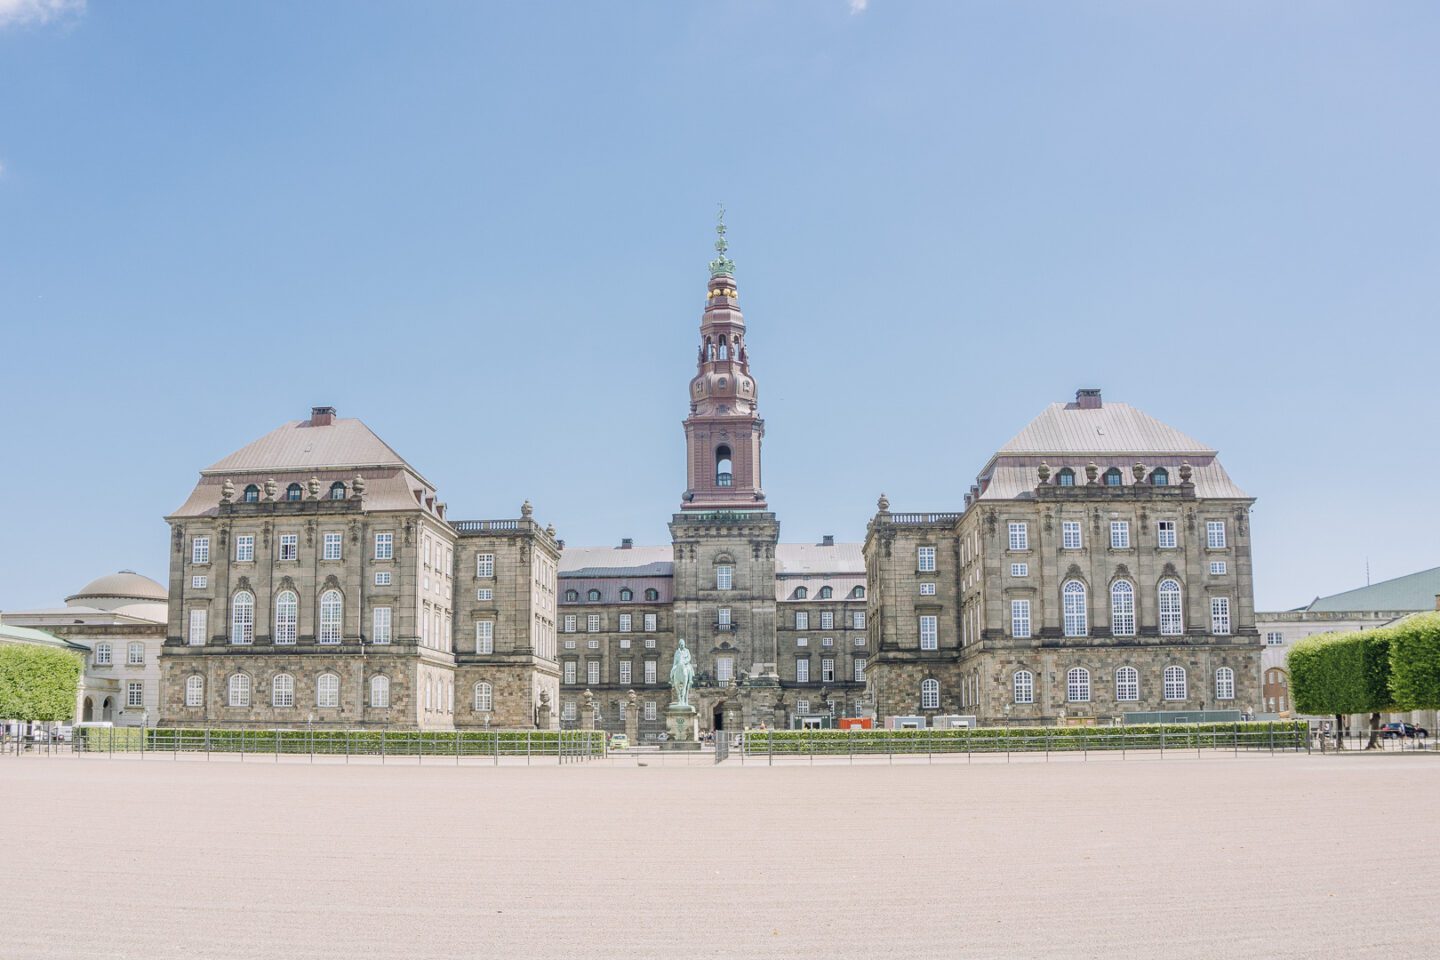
2;1;1437;612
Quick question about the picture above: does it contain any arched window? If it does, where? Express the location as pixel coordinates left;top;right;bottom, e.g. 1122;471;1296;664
370;675;390;708
564;589;579;602
474;682;493;712
317;673;340;708
1215;667;1235;701
718;338;729;360
1103;467;1123;486
1158;579;1183;636
425;678;433;711
1056;467;1076;487
854;586;865;599
1150;468;1170;486
285;482;303;501
1163;666;1187;701
1115;666;1139;702
274;590;298;644
920;678;940;710
1110;580;1136;636
318;589;342;643
819;586;833;599
242;484;260;503
185;675;204;707
1013;670;1034;704
706;338;716;361
272;673;294;708
1066;667;1091;702
328;481;347;500
715;445;733;487
644;588;659;601
231;591;255;644
794;587;808;600
583;589;598;602
228;673;251;707
127;641;145;665
1062;580;1088;637
94;642;112;666
619;588;633;602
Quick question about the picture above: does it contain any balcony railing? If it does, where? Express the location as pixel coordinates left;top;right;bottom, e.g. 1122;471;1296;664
451;519;521;532
887;513;962;525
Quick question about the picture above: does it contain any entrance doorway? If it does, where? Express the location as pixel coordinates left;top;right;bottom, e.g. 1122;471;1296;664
101;697;114;721
82;698;94;722
712;706;725;731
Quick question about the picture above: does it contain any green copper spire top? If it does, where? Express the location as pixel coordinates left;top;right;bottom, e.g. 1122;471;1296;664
708;204;735;277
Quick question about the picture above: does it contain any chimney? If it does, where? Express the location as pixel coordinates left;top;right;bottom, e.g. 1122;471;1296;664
310;406;336;426
821;535;835;547
1076;389;1102;410
620;538;633;550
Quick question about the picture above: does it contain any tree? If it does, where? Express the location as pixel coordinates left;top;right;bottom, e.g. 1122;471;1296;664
1388;612;1440;712
0;644;83;723
1288;629;1394;748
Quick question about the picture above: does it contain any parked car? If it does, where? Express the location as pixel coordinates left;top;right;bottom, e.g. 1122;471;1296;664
1380;722;1428;739
608;734;630;751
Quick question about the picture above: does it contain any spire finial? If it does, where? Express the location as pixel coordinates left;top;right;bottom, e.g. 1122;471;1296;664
708;204;735;277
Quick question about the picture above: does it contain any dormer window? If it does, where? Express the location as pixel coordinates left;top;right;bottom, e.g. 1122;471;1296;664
564;589;579;602
794;587;808;600
1150;468;1170;486
242;484;260;503
285;483;303;501
853;586;866;599
644;588;659;602
819;586;833;599
328;481;347;500
587;589;601;602
1103;468;1123;487
619;588;633;602
715;445;733;487
1056;468;1076;487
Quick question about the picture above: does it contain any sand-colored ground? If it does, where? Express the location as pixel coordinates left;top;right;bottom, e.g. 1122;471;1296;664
2;754;1436;959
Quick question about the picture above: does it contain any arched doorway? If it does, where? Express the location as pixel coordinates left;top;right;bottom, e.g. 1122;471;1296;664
82;698;94;722
712;705;725;731
101;697;114;721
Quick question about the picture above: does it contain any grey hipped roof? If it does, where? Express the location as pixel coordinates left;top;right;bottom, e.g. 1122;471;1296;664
203;417;431;485
556;542;865;579
995;401;1215;458
1302;566;1440;613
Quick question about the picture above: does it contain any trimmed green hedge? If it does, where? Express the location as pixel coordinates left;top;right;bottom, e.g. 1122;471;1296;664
76;726;605;756
1386;612;1440;711
741;722;1309;755
0;645;83;722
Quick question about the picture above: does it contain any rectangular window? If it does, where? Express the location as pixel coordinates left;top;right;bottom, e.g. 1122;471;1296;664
563;661;576;684
1110;521;1130;549
717;607;732;627
192;537;209;564
1011;599;1031;638
374;532;393;560
476;554;495;578
563;639;576;649
1008;523;1029;551
852;611;866;629
619;635;631;649
127;642;144;665
644;700;656;721
1211;597;1232;635
619;613;632;632
1209;561;1227;575
1062;521;1082;550
796;659;810;683
127;681;143;708
278;534;297;561
95;644;112;666
853;658;866;683
796;637;808;647
644;661;657;684
191;575;207;589
820;611;834;630
373;571;391;586
717;657;734;683
373;607;392;644
821;658;835;683
587;614;601;633
476;621;494;654
587;661;600;685
322;533;342;560
563;614;576;633
919;582;936;596
188;609;207;646
476;588;492;600
1157;520;1177;549
821;637;834;648
1010;563;1028;578
919;615;938;650
644;614;657;632
716;565;733;590
797;698;811;715
917;546;936;572
562;702;576;721
619;660;632;684
587;638;599;649
1265;631;1284;646
1207;521;1227;549
853;636;865;647
185;677;203;707
795;611;809;630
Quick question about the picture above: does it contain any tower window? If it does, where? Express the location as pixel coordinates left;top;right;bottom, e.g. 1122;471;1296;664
715;445;733;487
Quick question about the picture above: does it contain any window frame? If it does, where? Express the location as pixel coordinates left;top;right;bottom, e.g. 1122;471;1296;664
1013;670;1034;705
1163;665;1187;701
1115;666;1139;702
1066;667;1091;703
1062;580;1087;638
920;678;940;710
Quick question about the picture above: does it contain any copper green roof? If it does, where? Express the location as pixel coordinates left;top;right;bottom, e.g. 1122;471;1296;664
1303;566;1440;613
0;623;90;652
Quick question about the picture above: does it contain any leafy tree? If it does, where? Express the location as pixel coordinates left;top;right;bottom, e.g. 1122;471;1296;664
1289;630;1394;748
0;644;83;723
1388;612;1440;712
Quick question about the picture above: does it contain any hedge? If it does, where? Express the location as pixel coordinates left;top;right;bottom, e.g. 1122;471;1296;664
76;726;605;756
1386;612;1440;711
741;722;1309;755
0;645;83;722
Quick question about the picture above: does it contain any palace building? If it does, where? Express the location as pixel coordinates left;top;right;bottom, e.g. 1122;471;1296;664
154;222;1261;732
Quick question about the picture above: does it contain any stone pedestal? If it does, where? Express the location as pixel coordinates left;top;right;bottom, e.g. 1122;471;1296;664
662;702;700;751
624;690;639;743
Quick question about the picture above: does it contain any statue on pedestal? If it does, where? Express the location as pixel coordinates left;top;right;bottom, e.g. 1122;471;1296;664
669;639;695;708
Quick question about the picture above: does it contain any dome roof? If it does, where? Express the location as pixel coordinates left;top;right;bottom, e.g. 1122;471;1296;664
66;571;167;605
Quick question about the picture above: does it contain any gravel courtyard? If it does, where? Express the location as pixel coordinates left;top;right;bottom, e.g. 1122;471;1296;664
3;754;1435;959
